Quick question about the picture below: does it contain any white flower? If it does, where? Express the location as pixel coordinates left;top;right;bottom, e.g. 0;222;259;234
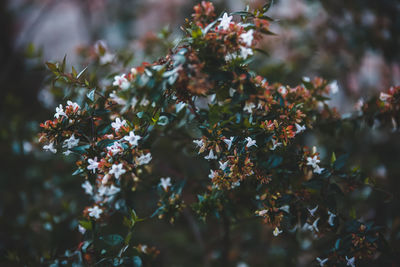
109;163;126;179
257;209;268;216
193;139;204;148
107;142;123;156
54;104;66;119
243;101;256;113
81;181;93;195
240;29;254;46
345;256;355;267
43;142;57;153
270;139;282;151
329;80;339;94
98;185;108;196
307;205;318;217
295;123;306;134
136;153;152;165
303;76;311;82
379;92;391;102
100;52;114;65
113;74;130;90
218;12;233;30
245;137;257;148
239;46;253;59
316;257;328;266
111;118;127;132
78;225;86;234
109;91;126;105
313;165;325;174
223;136;234;150
219;161;228;170
311;217;320;232
63;134;79;149
63;150;72;156
279;205;290;213
273;227;283;236
278;86;287;95
229;88;236;97
87;157;99;173
67;100;80;110
306;156;320;169
204;149;217;160
140;98;150;106
159;177;172;191
88;205;103;219
123;131;141;147
107;185;121;196
208;169;217;179
328;211;336;226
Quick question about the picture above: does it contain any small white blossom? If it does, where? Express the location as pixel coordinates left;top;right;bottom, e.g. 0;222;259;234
107;185;121;196
100;52;114;65
270;139;282;151
113;74;130;90
223;136;234;150
307;156;320;169
43;142;57;153
379;92;391;102
245;137;257;148
278;86;287;95
208;169;217;179
313;165;325;174
328;211;336;226
204;149;218;160
279;205;290;213
63;150;72;156
78;225;86;234
123;131;141;147
111;118;127;132
316;257;328;266
87;157;99;173
240;29;254;46
218;12;233;30
63;134;79;149
159;177;172;191
329;80;339;94
107;142;123;156
257;209;268;216
303;76;311;82
88;205;103;219
81;181;93;195
219;161;228;170
109;163;126;179
311;217;320;232
54;104;66;119
243;101;256;113
67;100;80;110
140;98;150;106
229;88;236;97
136;153;152;165
295;123;306;134
98;185;108;196
193;139;204;148
109;91;126;105
273;227;283;236
345;256;355;267
307;205;318;217
239;46;253;59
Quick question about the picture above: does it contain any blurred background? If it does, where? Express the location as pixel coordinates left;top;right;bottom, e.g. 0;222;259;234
1;0;399;266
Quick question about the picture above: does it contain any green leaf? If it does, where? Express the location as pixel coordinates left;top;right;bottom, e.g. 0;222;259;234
100;234;124;246
79;220;92;231
70;144;90;154
87;89;96;102
77;66;88;79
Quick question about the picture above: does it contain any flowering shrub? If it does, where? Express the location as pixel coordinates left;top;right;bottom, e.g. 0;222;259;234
38;2;397;266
